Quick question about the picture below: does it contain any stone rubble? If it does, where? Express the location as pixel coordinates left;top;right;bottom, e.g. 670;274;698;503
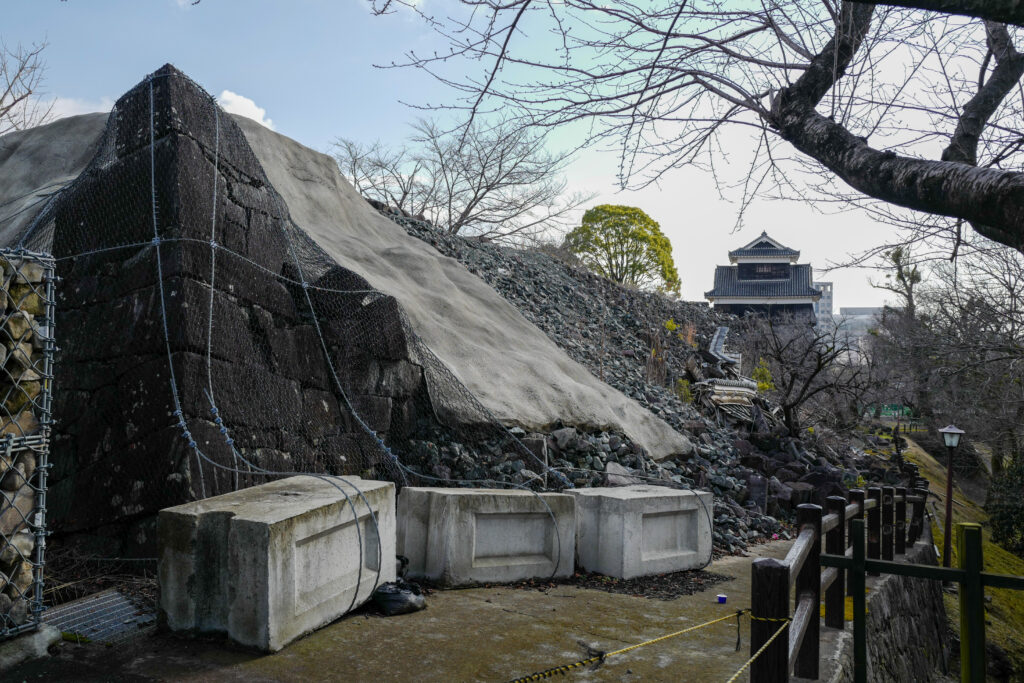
381;208;914;554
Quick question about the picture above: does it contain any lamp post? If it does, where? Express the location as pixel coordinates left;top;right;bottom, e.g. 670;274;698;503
938;424;965;568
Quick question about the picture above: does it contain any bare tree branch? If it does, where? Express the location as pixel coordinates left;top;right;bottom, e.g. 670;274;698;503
0;41;51;137
334;117;592;242
371;1;1024;254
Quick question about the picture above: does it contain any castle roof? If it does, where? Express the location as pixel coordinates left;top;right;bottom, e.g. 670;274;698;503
705;263;821;300
728;231;799;262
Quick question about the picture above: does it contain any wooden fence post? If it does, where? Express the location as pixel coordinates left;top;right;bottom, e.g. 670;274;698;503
795;504;822;679
751;558;789;683
848;489;865;595
958;523;986;682
867;487;882;576
894;487;906;555
850;519;867;683
825;496;846;629
908;487;926;545
881;486;895;561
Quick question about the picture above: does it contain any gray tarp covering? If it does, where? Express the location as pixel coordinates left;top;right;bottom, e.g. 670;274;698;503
0;112;692;459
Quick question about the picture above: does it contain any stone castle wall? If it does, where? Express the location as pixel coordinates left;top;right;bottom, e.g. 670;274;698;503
815;527;949;682
46;66;435;541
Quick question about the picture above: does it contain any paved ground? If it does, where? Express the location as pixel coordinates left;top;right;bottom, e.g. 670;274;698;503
12;544;792;682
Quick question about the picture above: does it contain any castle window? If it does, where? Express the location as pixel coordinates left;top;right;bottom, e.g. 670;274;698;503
738;263;790;280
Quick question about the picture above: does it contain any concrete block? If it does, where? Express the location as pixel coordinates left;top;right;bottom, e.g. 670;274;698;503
0;624;61;672
566;486;713;579
159;475;395;652
397;487;574;586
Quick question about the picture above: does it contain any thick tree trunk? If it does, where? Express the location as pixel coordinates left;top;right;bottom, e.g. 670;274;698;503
783;115;1024;250
783;404;799;436
851;0;1024;27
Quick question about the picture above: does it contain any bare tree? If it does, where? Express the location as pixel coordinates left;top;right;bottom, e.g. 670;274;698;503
0;41;50;136
922;250;1024;463
736;314;866;435
371;1;1024;254
870;242;1024;467
334;138;436;220
871;247;921;319
334;118;591;243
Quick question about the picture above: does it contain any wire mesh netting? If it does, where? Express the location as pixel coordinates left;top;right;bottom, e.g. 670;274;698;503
0;62;575;620
0;250;55;637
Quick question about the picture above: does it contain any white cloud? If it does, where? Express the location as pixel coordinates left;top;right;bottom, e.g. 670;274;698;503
217;90;275;130
49;96;115;120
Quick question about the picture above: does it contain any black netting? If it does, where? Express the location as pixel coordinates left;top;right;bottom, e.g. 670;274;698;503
4;64;570;564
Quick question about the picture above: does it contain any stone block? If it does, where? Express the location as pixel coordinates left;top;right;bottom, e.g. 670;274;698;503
566;486;713;579
397;487;574;586
158;475;395;652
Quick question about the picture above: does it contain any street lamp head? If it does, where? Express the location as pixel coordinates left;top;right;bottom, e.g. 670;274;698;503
938;424;965;449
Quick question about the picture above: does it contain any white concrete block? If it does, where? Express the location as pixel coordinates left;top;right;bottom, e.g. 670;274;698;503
397;487;574;586
159;475;395;652
566;486;713;579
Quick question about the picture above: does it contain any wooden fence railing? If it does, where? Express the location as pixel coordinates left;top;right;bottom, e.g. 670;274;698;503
750;486;928;682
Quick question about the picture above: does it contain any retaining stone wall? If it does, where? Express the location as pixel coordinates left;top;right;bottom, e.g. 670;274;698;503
815;527;949;683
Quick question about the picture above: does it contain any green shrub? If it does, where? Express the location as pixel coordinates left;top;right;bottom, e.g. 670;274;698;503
675;378;693;404
752;358;775;392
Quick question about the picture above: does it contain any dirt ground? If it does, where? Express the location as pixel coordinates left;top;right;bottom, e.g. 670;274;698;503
11;544;793;683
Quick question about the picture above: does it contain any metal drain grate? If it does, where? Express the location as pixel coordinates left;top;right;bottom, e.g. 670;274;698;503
43;588;156;644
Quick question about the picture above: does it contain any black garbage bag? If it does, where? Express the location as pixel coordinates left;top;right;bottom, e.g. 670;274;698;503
372;578;427;616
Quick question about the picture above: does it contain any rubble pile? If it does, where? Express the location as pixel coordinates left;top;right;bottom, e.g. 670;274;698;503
382;209;913;553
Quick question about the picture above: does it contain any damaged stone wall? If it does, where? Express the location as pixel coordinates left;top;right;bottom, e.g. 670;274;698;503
45;65;439;541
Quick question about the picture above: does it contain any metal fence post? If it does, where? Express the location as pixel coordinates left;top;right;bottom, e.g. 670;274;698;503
848;489;865;595
751;558;789;683
795;504;822;679
867;487;882;576
894;486;906;556
851;519;867;683
881;486;895;561
958;523;985;682
825;496;847;629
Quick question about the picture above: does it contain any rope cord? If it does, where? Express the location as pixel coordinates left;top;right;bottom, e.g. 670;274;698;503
725;618;790;683
508;610;751;683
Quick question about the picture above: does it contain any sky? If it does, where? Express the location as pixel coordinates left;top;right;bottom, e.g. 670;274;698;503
7;0;897;309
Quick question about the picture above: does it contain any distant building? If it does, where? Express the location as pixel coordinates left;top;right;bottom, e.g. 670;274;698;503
813;282;833;317
839;307;884;317
837;306;884;338
704;232;820;318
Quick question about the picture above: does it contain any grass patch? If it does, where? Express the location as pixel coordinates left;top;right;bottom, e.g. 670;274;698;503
905;439;1024;674
819;590;869;621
